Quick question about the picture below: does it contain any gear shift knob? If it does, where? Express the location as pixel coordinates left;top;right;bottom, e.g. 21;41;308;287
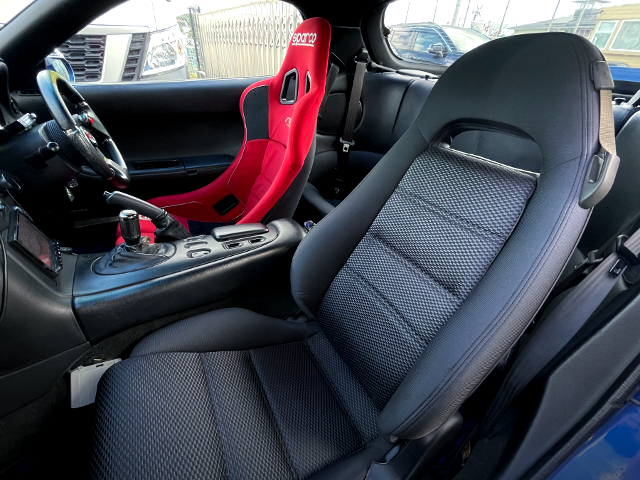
119;209;141;247
105;191;189;242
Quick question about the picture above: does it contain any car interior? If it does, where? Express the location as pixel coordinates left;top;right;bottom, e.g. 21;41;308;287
2;0;640;479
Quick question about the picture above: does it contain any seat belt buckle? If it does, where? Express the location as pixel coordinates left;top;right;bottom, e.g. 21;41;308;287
339;137;355;153
610;235;640;277
574;249;603;271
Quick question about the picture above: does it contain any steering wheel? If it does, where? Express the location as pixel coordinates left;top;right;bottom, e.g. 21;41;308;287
36;70;130;189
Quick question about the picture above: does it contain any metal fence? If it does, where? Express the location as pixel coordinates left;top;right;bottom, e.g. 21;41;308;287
196;0;303;79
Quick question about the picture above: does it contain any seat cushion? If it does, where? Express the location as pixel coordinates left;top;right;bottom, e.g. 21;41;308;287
89;310;380;480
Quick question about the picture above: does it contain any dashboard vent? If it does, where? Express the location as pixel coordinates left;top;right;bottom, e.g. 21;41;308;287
58;35;106;83
121;33;147;82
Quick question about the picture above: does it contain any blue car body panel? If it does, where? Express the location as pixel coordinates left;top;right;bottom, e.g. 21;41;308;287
610;66;640;83
548;390;640;480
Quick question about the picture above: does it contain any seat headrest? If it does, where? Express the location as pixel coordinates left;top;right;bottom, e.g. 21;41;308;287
267;17;331;146
416;33;608;170
280;17;332;83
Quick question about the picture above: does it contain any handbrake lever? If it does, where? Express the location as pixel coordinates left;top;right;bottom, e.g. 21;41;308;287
104;191;190;242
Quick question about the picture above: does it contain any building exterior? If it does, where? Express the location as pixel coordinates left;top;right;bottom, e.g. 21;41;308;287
589;4;640;68
510;8;599;38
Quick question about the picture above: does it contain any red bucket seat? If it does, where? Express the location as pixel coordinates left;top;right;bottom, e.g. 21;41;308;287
117;17;331;244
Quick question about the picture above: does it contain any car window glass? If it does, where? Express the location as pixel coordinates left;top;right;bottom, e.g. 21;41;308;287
384;0;640;83
442;25;490;52
414;31;445;52
54;0;303;84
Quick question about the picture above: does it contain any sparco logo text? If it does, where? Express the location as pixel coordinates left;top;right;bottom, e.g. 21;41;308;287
292;32;317;47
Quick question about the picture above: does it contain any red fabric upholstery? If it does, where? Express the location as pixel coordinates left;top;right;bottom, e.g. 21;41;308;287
116;18;331;245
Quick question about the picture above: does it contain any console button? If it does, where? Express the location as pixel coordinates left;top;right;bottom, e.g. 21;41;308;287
184;241;208;249
184;235;207;242
187;249;211;258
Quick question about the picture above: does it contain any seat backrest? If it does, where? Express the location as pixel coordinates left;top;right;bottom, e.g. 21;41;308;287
227;17;331;224
291;33;613;440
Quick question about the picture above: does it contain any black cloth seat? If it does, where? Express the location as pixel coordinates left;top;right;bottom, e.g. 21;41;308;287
90;310;387;479
90;33;611;480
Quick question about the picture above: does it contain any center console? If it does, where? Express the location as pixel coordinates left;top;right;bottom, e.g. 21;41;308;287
0;187;306;417
72;217;305;343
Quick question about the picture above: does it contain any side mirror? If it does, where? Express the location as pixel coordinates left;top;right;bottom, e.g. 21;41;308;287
45;50;75;83
427;43;446;58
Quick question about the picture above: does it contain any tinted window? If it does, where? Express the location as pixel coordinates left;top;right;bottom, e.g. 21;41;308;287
391;30;414;49
441;26;489;52
414;30;445;52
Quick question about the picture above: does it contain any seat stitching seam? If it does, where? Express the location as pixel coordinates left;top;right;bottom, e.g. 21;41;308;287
366;231;466;303
475;130;483;155
197;353;231;480
394;185;507;242
342;262;430;345
247;350;299;479
542;154;581;174
440;144;538;180
305;339;370;446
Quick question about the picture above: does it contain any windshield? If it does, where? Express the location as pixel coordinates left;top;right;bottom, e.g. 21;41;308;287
441;26;490;52
0;0;36;26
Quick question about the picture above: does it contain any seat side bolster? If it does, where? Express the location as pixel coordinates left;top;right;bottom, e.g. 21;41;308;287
290;124;429;318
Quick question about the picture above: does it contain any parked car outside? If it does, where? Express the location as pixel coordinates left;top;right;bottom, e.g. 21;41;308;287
2;0;189;83
388;22;491;67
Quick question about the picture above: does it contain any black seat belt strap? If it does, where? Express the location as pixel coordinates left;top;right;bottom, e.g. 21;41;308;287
549;212;640;297
335;48;368;193
480;229;640;435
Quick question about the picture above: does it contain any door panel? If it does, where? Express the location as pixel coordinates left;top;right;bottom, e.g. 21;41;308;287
12;78;257;248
